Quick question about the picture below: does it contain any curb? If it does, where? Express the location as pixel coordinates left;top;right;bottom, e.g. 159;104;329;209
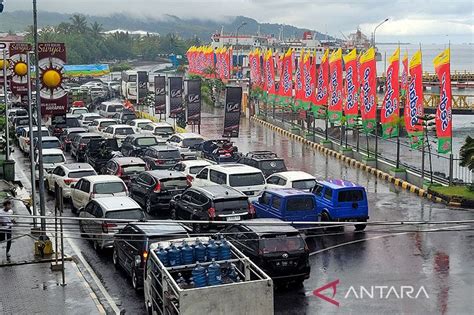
74;263;107;315
251;116;446;204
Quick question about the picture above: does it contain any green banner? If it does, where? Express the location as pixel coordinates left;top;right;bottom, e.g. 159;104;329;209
329;111;342;124
438;137;452;154
409;132;423;149
346;115;358;127
362;119;376;133
382;124;399;139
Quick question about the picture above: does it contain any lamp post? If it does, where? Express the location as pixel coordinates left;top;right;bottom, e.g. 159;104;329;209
372;18;389;47
235;22;247;68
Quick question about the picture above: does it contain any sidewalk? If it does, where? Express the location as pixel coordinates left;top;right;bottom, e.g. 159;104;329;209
0;181;105;315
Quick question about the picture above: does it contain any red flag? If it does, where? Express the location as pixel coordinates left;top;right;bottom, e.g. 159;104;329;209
301;52;316;110
405;50;424;149
264;50;276;101
313;49;329;117
381;47;400;139
433;48;452;153
359;47;377;132
328;48;343;123
343;49;358;127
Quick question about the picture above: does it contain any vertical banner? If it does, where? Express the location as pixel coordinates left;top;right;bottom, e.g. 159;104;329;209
186;79;202;125
433;48;452;154
294;49;304;110
343;48;359;127
401;51;409;98
302;51;315;111
137;70;148;101
313;49;329;118
263;50;276;104
222;86;242;138
381;47;400;139
359;47;377;133
38;43;67;115
405;50;424;149
9;42;32;96
154;75;166;114
328;48;343;123
169;76;183;118
278;48;293;107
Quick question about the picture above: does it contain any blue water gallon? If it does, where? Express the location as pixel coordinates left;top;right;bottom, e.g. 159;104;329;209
218;239;231;260
207;259;222;286
168;244;182;266
194;240;207;263
207;239;219;261
227;263;239;282
156;247;169;266
192;262;207;288
181;241;195;265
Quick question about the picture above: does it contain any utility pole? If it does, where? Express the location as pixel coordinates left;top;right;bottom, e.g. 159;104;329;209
2;49;10;161
27;52;37;228
33;0;47;232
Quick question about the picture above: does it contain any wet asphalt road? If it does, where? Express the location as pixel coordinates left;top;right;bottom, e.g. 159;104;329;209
13;103;474;314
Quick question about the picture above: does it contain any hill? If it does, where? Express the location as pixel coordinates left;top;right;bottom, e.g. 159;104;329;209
0;11;333;42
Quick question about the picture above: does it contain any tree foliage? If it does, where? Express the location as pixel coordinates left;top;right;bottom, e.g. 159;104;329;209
459;136;474;171
24;14;200;64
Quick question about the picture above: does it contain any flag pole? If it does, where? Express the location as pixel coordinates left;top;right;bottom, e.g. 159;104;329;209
396;42;401;169
419;42;425;184
448;40;453;186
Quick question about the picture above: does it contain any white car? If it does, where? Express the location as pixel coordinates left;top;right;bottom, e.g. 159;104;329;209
193;164;266;200
102;124;135;145
69;107;89;116
265;171;317;192
88;118;118;133
98;101;124;118
167;133;205;149
173;160;212;181
35;148;66;180
19;126;50;154
140;122;175;138
45;163;97;199
128;119;153;132
78;113;102;127
70;175;128;213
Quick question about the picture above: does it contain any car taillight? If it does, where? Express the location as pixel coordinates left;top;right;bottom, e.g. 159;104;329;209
142;251;148;260
186;175;193;186
79;143;87;149
63;178;75;185
102;222;117;233
54;127;63;133
116;165;123;176
248;203;255;217
154;159;164;165
304;242;309;253
26;139;30;145
154;182;161;192
208;207;216;221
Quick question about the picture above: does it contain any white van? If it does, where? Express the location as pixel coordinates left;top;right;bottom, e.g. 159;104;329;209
35;148;66;180
99;101;124;118
193;164;266;200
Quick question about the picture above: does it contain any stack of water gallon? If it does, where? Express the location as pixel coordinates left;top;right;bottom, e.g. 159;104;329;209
155;237;242;289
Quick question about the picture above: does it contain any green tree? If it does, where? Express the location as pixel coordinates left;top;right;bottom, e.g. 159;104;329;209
69;14;89;34
459;136;474;171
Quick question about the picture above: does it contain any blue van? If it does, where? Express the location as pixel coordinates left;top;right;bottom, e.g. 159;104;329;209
252;188;319;225
312;179;369;230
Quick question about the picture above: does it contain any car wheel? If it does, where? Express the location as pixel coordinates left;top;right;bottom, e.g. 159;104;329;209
145;198;152;215
132;268;140;291
93;240;101;252
112;247;120;269
170;208;176;220
355;220;367;231
79;221;87;237
71;200;78;214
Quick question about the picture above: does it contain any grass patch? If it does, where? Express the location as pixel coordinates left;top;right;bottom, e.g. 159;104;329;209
429;185;474;201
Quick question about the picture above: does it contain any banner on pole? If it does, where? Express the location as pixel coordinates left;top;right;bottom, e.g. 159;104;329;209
433;48;452;154
405;50;424;149
381;47;400;139
222;86;242;138
154;76;166;114
8;42;31;96
328;48;343;123
137;70;148;102
186;79;202;125
38;43;67;115
313;49;329;118
169;76;183;118
359;47;377;133
343;48;359;127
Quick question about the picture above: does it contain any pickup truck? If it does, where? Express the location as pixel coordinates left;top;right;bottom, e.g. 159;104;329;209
85;138;122;173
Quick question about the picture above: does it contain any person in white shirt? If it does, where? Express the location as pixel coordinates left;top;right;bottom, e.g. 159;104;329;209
0;200;15;258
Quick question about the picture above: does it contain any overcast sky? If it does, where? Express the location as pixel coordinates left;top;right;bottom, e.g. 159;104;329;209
6;0;474;43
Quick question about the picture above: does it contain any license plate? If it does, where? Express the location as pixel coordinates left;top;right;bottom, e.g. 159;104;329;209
244;191;255;196
282;261;288;266
226;216;240;221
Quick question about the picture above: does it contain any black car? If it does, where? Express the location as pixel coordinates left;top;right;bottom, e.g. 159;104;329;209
129;170;189;215
49;114;82;137
59;127;88;152
113;222;189;290
199;139;240;163
238;151;287;177
223;218;310;285
170;185;251;233
85;138;121;172
70;133;103;162
141;145;182;170
121;134;165;157
112;109;136;124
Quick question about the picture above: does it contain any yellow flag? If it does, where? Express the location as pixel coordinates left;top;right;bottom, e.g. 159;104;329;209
409;50;422;69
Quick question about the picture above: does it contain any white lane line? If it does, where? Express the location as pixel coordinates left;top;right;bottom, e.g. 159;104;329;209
15;155;121;314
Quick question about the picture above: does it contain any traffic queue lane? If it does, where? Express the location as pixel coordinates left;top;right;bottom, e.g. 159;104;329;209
12;105;474;314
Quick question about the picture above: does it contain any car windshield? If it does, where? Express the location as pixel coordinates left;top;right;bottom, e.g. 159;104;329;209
105;209;144;220
17;118;30;125
189;166;206;174
33;130;49;138
85;115;101;121
214;198;248;212
100;121;115;128
69;170;96;178
136;137;158;146
160;178;188;189
292;179;317;191
93;182;126;194
338;189;364;202
286;197;315;211
107;105;123;112
260;235;305;253
73;109;88;115
42;140;60;149
122;164;146;174
115;128;134;135
154;127;174;135
229;173;265;187
157;150;181;159
182;138;203;148
260;160;286;171
43;154;65;164
123;114;136;120
137;122;149;128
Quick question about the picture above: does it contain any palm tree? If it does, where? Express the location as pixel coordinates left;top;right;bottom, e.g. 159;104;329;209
69;14;89;34
56;22;72;35
459;136;474;171
90;22;104;38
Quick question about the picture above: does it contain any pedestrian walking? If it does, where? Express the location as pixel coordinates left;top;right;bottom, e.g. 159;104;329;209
0;200;15;258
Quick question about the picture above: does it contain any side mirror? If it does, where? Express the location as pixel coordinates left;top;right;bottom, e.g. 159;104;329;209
173;195;181;201
70;183;76;189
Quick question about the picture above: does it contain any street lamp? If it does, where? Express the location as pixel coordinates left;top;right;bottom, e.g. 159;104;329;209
372;18;389;47
235;22;247;67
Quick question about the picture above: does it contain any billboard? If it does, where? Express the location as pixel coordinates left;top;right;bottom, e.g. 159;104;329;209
169;76;183;118
222;86;242;138
8;42;32;96
186;79;201;125
137;70;148;101
154;76;166;114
